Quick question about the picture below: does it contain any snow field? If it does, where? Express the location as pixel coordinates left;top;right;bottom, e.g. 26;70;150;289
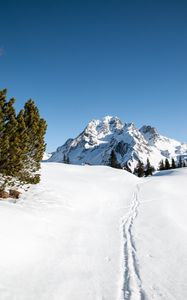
0;163;187;300
133;168;187;300
0;163;138;300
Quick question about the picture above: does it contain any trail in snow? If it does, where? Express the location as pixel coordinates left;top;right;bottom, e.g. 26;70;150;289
0;164;139;300
1;164;187;300
122;185;146;300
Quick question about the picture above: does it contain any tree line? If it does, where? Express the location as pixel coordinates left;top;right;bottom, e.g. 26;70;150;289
159;156;186;170
109;150;186;177
0;89;47;197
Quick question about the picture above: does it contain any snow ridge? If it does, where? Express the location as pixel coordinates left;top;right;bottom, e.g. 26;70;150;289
121;185;145;300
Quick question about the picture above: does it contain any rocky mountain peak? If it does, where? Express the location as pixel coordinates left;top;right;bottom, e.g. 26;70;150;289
48;116;187;171
85;116;124;136
140;125;159;143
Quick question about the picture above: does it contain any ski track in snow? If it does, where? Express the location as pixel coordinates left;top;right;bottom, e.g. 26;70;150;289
121;184;146;300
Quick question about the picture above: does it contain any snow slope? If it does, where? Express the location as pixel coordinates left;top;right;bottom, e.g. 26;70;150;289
0;163;138;300
134;168;187;300
49;116;187;171
0;163;187;300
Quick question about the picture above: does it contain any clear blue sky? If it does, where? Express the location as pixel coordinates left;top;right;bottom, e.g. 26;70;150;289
0;0;187;151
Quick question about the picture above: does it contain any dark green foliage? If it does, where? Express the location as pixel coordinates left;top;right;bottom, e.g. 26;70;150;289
0;96;23;177
178;156;183;168
109;150;121;169
159;159;165;171
171;158;176;169
63;154;70;164
165;158;170;170
159;156;186;172
145;158;155;177
177;156;186;168
0;89;47;189
134;160;144;177
23;100;47;163
20;99;47;183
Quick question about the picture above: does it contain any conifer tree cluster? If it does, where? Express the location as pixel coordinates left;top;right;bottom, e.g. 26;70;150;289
0;89;47;190
108;150;121;169
159;156;186;171
63;154;70;164
134;159;144;177
106;147;187;177
133;158;155;177
144;158;155;177
108;151;155;178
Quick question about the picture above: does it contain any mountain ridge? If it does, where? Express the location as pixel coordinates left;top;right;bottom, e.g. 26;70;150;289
48;116;187;170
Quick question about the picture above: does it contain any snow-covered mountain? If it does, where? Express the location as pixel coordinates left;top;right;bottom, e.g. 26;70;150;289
42;152;52;161
48;116;187;170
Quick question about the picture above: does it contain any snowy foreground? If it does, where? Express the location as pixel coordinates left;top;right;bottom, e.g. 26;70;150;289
0;163;187;300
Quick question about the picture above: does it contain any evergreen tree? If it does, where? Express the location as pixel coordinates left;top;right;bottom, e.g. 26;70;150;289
15;110;30;179
0;89;8;173
135;160;144;177
22;99;47;183
171;158;176;169
109;150;120;169
159;159;165;171
63;154;67;163
0;96;19;176
0;90;47;190
165;158;170;170
3;98;19;176
178;156;183;168
63;154;70;164
145;158;154;176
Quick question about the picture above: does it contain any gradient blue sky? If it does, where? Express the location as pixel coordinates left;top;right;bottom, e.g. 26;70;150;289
0;0;187;151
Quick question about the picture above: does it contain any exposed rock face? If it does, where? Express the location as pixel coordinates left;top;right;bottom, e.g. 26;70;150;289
48;116;187;171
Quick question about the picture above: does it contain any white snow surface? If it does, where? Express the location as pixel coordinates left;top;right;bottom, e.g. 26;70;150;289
0;163;187;300
135;168;187;300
